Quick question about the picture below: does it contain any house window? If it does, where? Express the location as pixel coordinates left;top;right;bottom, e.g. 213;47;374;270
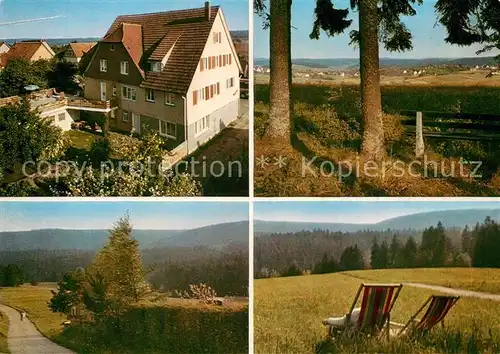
214;32;222;43
100;59;107;72
122;86;136;101
58;113;66;121
150;62;162;72
146;88;155;102
123;111;129;122
112;86;117;97
110;44;115;52
195;115;210;136
216;56;220;67
159;120;176;139
165;93;175;106
227;77;235;88
48;115;56;123
120;61;129;75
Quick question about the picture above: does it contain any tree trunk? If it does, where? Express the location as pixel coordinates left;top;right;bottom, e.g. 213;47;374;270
265;0;292;142
359;0;385;161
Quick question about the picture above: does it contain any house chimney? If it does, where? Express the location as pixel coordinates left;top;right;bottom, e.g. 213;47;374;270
205;1;211;21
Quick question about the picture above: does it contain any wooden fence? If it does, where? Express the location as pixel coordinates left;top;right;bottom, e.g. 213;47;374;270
399;110;500;157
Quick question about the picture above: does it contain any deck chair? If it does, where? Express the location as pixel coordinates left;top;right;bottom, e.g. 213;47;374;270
397;295;460;336
326;283;403;339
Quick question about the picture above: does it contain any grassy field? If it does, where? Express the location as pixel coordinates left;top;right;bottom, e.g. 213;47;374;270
344;268;500;295
254;82;500;196
254;269;500;353
0;309;9;353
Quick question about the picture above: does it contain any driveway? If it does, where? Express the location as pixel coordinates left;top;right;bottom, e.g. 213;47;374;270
0;302;74;354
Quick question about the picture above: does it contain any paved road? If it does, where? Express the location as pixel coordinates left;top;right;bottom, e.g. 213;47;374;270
0;303;74;354
404;283;500;301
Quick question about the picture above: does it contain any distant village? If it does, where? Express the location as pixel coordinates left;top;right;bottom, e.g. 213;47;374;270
254;62;500;80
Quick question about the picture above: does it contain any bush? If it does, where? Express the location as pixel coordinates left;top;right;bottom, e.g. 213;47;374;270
88;138;110;167
57;305;248;354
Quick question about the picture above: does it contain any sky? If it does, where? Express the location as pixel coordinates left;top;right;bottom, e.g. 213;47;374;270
0;201;249;231
254;201;500;224
254;0;498;59
0;0;249;39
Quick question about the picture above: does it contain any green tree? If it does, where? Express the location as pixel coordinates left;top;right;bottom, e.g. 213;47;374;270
370;238;381;269
47;60;79;94
0;59;45;97
472;217;500;268
313;253;339;274
282;262;302;277
401;236;418;268
436;0;500;61
0;98;66;174
310;0;422;161
389;235;401;267
378;240;390;268
340;245;365;270
48;269;85;315
92;214;152;304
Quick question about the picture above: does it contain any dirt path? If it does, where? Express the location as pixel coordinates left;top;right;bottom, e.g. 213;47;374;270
404;283;500;302
0;303;74;354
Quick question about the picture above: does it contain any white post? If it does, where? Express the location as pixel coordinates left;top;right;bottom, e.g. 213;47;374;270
415;111;425;158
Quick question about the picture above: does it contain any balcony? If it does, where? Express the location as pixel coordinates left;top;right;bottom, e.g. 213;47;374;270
66;97;117;113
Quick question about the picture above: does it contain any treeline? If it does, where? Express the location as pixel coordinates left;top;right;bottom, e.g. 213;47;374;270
256;218;499;278
0;264;23;286
0;245;248;296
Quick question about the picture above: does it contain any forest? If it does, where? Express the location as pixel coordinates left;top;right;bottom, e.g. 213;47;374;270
0;243;248;296
255;217;500;278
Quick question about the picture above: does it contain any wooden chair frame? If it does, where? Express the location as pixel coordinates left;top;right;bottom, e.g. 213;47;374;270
397;295;460;336
338;283;403;339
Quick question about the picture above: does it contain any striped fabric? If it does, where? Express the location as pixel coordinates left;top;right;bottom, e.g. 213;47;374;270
356;285;398;333
415;296;459;330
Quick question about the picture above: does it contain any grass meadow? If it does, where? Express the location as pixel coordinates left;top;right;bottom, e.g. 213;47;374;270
254;83;500;197
0;308;9;353
254;269;500;354
344;268;500;294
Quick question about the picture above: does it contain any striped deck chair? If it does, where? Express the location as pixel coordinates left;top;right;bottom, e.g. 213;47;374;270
327;283;403;338
398;295;459;335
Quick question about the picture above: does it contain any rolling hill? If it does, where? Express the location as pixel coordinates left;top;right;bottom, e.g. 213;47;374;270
255;208;500;235
0;221;248;251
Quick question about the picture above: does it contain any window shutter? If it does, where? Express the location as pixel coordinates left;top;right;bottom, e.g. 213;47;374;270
229;54;232;65
219;55;222;67
193;90;197;105
200;58;204;71
205;86;210;99
217;82;220;95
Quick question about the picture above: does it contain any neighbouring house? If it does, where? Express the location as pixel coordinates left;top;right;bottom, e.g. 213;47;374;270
63;42;97;63
0;41;10;55
0;89;116;132
81;1;242;154
0;40;55;66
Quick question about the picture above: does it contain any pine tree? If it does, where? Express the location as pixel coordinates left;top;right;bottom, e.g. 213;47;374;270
401;237;418;268
92;213;151;304
472;217;500;268
370;238;381;269
48;269;85;316
340;245;365;271
379;240;390;268
389;235;401;267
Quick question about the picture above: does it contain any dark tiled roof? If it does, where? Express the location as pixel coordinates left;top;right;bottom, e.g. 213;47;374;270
102;6;220;94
